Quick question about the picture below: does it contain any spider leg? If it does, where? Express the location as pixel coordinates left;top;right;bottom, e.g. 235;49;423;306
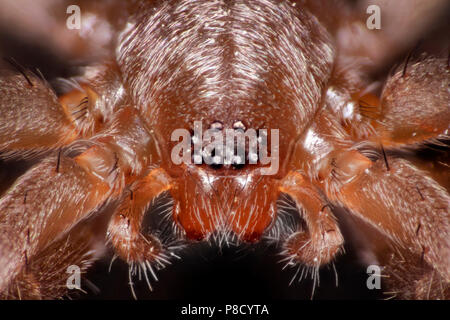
377;58;449;146
0;61;127;158
332;59;450;285
107;168;173;266
107;168;174;298
0;210;108;300
327;153;450;277
0;105;159;296
0;142;116;292
335;57;449;146
279;172;344;268
287;108;449;298
0;65;77;157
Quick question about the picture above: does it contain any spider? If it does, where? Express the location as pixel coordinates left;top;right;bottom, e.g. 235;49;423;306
0;0;449;300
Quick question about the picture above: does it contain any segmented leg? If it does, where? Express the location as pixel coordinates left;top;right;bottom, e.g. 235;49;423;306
0;61;126;159
340;58;450;280
373;57;449;146
107;168;174;297
107;168;172;264
0;65;77;156
287;87;449;298
321;57;450;297
279;172;344;267
0;102;159;296
0;144;116;292
0;211;109;299
336;57;449;146
328;155;450;280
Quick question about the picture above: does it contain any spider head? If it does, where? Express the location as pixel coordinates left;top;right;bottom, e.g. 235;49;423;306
115;0;336;243
156;117;292;242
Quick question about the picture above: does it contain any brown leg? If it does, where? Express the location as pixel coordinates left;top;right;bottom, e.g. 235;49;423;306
0;65;77;156
288;104;449;297
327;154;450;281
0;144;116;292
107;168;173;295
375;57;449;146
0;210;109;300
327;57;450;284
279;172;344;267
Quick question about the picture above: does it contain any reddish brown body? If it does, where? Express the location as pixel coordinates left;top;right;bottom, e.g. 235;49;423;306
0;0;449;299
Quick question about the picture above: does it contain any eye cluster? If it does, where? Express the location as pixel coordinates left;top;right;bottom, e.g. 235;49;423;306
190;120;267;170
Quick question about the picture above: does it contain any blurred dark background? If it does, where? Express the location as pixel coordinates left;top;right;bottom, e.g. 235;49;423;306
78;240;382;300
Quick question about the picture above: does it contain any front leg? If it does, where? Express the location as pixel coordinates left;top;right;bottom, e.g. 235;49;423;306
0;143;116;293
374;57;449;147
107;167;177;297
107;168;173;266
0;211;108;300
318;141;450;298
0;63;77;155
287;106;449;298
279;172;344;268
0;106;160;298
327;155;450;281
330;57;449;146
327;57;450;290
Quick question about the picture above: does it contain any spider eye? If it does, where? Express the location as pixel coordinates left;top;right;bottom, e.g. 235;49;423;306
209;121;223;130
209;149;223;170
233;120;246;130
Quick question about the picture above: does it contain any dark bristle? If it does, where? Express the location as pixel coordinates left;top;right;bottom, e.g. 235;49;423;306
3;57;33;87
415;223;422;236
24;250;28;271
56;148;62;173
380;144;390;171
74;111;88;122
72;106;88;116
109;152;119;175
416;187;425;201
